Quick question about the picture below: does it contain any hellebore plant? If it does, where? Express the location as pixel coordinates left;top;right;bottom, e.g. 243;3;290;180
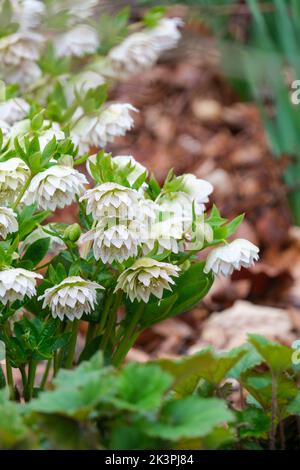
0;1;260;403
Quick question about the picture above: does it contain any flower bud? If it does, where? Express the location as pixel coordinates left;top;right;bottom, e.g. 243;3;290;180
64;223;81;242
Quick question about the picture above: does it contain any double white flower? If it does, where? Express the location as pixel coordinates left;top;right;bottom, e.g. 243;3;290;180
108;17;183;78
11;0;46;29
0;97;29;125
54;24;99;58
0;268;42;305
80;220;140;264
0;207;18;239
24;165;87;211
0;31;43;66
80;182;140;221
115;257;180;303
71;103;137;153
204;238;260;277
0;157;29;205
38;276;103;321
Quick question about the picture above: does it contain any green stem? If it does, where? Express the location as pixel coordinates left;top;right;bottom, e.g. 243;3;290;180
95;291;114;337
112;302;145;366
4;323;15;399
6;359;14;398
53;351;59;377
40;359;52;390
12;174;32;211
25;359;37;401
65;320;80;369
100;291;122;353
19;366;27;392
269;371;278;450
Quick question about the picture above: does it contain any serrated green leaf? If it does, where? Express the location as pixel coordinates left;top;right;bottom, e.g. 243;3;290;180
145;396;234;441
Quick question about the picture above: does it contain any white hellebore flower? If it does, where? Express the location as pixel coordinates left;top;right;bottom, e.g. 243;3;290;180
0;31;43;66
24;165;87;210
142;219;183;255
159;192;195;224
0;120;11;144
178;174;213;215
0;98;30;125
0;268;42;305
54;25;99;58
204;238;260;277
52;0;97;21
71;103;137;153
80;221;140;264
80;182;140;220
108;31;159;78
38;276;103;321
11;0;46;29
149;18;183;52
4;60;41;87
0;158;29;205
0;207;18;239
115;257;180;303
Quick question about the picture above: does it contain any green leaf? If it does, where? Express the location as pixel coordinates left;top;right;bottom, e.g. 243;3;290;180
248;334;292;373
111;363;173;412
229;343;263;380
18;205;50;240
22;237;50;267
159;346;247;394
0;389;28;448
287;391;300;416
243;371;297;411
237;407;271;439
145;396;234;441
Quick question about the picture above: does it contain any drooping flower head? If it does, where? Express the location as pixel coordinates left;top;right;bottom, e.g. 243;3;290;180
11;0;46;29
54;24;99;58
0;97;30;125
204;238;260;277
38;276;104;321
71;103;138;153
0;158;30;205
115;257;180;303
142;218;183;256
108;18;182;78
0;207;18;239
80;182;140;221
0;31;43;66
24;165;87;210
176;174;213;215
0;268;42;305
80;220;140;264
108;31;159;78
149;17;183;52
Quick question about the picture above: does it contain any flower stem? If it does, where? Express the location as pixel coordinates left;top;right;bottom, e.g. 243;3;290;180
100;291;122;353
112;302;145;366
40;359;52;390
65;320;80;369
3;323;15;399
6;359;14;398
95;290;114;337
269;370;278;450
12;174;32;211
25;359;37;401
